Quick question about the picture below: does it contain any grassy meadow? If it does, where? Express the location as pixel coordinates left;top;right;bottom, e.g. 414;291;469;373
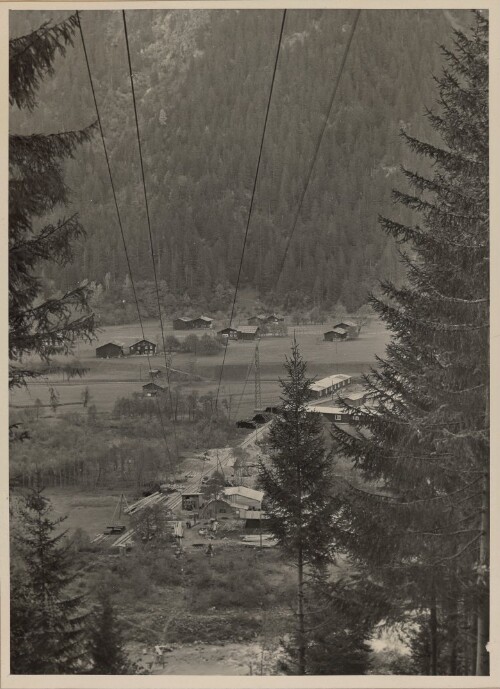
10;319;391;419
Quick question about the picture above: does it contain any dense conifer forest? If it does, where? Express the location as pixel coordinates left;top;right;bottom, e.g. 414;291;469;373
9;9;470;319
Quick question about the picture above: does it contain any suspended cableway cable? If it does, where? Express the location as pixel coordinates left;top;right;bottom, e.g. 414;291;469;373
77;11;174;472
213;8;287;413
274;9;361;291
122;9;181;462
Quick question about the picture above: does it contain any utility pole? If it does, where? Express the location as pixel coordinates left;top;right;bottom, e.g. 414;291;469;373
254;341;262;410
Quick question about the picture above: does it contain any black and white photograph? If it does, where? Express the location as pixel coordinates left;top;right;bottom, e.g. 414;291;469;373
4;1;492;682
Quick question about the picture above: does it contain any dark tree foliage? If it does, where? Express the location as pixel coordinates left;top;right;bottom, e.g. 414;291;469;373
332;11;488;676
10;488;90;673
9;13;96;390
201;470;226;500
258;342;343;674
88;589;132;674
10;10;463;317
279;574;376;675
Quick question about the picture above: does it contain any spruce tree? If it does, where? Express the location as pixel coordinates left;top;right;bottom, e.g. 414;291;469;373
332;11;488;675
88;589;132;674
10;488;90;673
9;14;96;390
258;341;341;674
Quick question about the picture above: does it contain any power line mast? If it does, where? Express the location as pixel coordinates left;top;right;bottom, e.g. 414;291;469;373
254;340;262;410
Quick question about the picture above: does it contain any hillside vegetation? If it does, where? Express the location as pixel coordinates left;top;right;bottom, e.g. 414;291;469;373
10;9;469;318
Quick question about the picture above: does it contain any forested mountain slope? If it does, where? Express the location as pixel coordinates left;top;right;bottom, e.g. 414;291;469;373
10;9;470;318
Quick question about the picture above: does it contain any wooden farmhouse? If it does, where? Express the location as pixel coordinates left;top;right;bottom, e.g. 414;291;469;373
266;313;284;324
217;325;260;341
247;314;268;326
96;342;124;358
309;373;353;400
248;313;284;326
192;316;213;329
217;326;239;340
142;382;167;397
236;325;260;341
173;316;213;330
324;327;348;341
333;320;361;338
129;339;157;356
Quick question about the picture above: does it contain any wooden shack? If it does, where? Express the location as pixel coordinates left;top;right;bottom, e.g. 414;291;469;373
96;342;124;358
236;325;260;341
129;339;157;356
181;492;204;511
142;382;167;397
324;327;348;342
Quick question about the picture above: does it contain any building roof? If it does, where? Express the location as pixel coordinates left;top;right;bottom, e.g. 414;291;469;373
218;326;238;333
202;498;233;508
223;486;264;503
130;338;156;346
343;391;367;401
197;316;213;322
310;374;352;392
175;316;193;322
237;325;260;334
96;341;124;349
334;320;357;328
324;327;348;336
142;382;166;390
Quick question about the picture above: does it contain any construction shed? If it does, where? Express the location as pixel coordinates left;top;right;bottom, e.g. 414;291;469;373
129;339;157;356
306;403;363;425
310;374;353;400
200;499;236;519
181;492;204;511
142;382;167;397
324;327;348;342
223;486;264;510
96;342;124;358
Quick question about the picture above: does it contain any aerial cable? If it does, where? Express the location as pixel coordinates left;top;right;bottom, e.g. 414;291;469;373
214;8;287;412
274;9;361;289
77;11;173;467
122;9;181;460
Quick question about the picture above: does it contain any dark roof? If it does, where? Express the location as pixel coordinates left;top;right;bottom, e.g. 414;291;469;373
325;327;348;336
142;382;166;390
96;341;124;349
334;320;357;328
130;339;156;347
237;325;259;334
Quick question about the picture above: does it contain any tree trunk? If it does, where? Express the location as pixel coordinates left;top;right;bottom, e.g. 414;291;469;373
430;593;438;675
297;544;306;675
475;471;489;675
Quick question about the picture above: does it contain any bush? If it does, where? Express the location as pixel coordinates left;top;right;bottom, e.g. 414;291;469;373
197;333;222;356
181;334;199;354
